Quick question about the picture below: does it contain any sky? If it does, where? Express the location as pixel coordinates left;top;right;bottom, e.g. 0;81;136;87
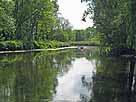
58;0;93;30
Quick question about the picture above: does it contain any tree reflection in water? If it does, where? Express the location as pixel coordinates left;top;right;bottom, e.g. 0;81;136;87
80;48;136;102
0;50;75;102
0;48;136;102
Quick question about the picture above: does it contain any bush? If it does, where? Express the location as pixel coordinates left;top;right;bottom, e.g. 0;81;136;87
33;41;70;49
6;41;23;50
33;41;48;49
0;40;100;51
0;40;23;51
70;41;100;46
0;42;6;50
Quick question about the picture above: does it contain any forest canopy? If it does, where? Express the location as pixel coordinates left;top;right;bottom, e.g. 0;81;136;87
82;0;136;50
0;0;98;50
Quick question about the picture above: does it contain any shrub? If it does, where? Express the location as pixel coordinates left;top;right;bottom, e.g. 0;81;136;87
0;40;23;51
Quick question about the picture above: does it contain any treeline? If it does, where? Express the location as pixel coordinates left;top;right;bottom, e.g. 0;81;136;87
0;0;73;50
82;0;136;50
0;0;99;50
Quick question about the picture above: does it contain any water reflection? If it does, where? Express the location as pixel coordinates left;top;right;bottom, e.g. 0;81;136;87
0;47;136;102
0;50;75;102
88;53;136;102
53;58;94;101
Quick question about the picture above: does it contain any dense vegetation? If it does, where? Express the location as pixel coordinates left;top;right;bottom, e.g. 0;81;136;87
1;0;136;54
82;0;136;53
0;0;99;51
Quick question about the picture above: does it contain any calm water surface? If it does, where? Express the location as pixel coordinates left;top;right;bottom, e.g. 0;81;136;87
0;47;136;102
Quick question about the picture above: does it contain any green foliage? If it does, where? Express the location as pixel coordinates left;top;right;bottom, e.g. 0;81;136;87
34;41;53;49
52;16;74;41
82;0;136;50
13;0;59;41
34;41;70;49
0;0;100;51
70;41;100;46
0;40;23;51
74;27;100;43
0;0;15;33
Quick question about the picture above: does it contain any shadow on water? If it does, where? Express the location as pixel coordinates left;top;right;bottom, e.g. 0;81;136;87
0;47;136;101
127;57;136;102
87;53;136;102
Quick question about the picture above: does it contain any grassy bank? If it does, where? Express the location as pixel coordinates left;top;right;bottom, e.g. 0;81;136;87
0;40;99;51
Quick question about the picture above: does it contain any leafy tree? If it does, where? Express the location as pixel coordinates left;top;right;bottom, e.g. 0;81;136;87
53;16;74;41
0;0;15;40
82;0;136;50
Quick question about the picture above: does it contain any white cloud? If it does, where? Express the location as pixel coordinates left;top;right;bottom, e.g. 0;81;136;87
58;0;93;29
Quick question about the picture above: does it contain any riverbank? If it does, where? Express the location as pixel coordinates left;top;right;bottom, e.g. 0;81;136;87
0;46;78;54
0;40;99;52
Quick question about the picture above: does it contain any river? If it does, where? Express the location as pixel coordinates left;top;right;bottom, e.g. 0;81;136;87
0;47;136;102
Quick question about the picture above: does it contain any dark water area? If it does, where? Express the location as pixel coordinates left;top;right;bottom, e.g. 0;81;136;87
0;47;136;102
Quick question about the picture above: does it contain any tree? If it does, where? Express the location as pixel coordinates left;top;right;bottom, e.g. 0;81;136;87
53;16;74;41
0;0;15;40
82;0;136;50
